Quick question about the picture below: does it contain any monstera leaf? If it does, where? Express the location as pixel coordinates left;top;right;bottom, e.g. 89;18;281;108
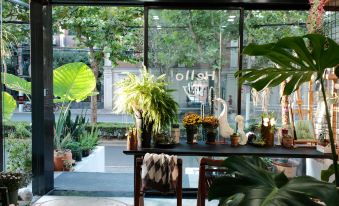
1;73;31;95
2;92;17;121
236;34;339;95
209;156;339;206
53;62;96;102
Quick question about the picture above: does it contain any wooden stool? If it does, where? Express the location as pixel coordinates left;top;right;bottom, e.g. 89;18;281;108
135;157;182;206
197;158;227;206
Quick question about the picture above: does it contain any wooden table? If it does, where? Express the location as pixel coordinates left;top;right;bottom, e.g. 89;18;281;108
123;143;332;159
124;143;332;204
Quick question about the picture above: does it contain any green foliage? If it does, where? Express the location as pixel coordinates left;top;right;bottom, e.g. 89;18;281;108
53;62;96;103
53;50;90;68
80;126;99;151
5;138;32;186
1;73;31;96
1;0;29;59
208;156;339;206
235;33;339;186
321;164;339;183
53;6;143;66
245;11;307;45
12;122;31;139
149;10;239;71
115;68;179;133
2;92;17;121
236;34;339;95
63;111;88;142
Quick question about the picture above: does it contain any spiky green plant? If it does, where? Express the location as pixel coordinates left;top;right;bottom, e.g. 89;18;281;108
114;68;178;134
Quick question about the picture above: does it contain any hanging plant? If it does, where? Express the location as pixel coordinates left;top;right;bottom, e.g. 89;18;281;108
307;0;329;33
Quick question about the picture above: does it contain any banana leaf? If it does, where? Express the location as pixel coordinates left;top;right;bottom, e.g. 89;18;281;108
1;73;31;95
53;62;96;103
2;92;17;121
236;34;339;95
209;156;339;206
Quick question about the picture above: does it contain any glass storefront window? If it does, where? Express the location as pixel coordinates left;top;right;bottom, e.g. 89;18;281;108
148;9;240;135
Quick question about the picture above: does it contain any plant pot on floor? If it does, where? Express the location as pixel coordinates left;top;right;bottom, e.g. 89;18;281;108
82;149;91;157
72;150;82;161
54;150;72;171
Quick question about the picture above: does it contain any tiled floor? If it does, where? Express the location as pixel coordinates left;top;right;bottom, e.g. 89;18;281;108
33;195;219;206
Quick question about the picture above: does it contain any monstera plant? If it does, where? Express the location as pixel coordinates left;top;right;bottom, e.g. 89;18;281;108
235;34;339;186
209;156;339;206
207;34;339;206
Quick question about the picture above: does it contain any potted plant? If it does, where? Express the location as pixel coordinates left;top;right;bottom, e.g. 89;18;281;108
114;68;179;148
0;172;24;205
208;33;339;206
234;34;339;185
182;113;202;144
80;125;99;157
54;133;73;171
154;132;176;148
202;116;219;143
64;141;82;162
230;133;240;147
63;159;75;171
261;112;276;147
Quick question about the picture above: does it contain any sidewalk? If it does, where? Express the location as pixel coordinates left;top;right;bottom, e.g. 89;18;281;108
12;109;134;123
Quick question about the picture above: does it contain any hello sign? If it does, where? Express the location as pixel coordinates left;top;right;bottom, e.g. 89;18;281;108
174;70;216;103
175;70;216;81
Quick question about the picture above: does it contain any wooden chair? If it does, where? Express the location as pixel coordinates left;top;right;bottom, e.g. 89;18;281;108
197;158;227;206
135;157;182;206
0;187;9;206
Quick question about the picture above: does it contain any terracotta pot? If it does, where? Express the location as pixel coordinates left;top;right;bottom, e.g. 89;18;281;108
186;126;198;144
230;134;240;147
54;150;72;171
281;135;294;148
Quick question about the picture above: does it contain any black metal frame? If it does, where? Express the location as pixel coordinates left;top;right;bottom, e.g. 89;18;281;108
0;0;4;171
26;0;316;196
30;0;54;195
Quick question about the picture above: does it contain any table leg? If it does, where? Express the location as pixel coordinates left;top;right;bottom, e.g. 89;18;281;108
301;158;306;176
134;155;137;206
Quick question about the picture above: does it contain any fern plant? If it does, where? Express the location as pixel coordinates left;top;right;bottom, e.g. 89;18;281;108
115;68;178;147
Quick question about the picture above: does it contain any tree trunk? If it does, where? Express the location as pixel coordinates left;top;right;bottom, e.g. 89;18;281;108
89;47;99;123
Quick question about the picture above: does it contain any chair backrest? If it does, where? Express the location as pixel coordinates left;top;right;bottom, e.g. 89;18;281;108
197;158;227;206
0;187;9;206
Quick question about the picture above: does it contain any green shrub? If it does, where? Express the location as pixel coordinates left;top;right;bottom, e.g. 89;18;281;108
4;121;31;138
5;138;32;186
85;122;132;139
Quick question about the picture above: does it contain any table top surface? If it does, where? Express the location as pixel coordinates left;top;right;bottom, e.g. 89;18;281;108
123;143;333;159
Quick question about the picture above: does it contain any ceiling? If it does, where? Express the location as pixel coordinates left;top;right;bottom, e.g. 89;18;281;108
50;0;311;10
